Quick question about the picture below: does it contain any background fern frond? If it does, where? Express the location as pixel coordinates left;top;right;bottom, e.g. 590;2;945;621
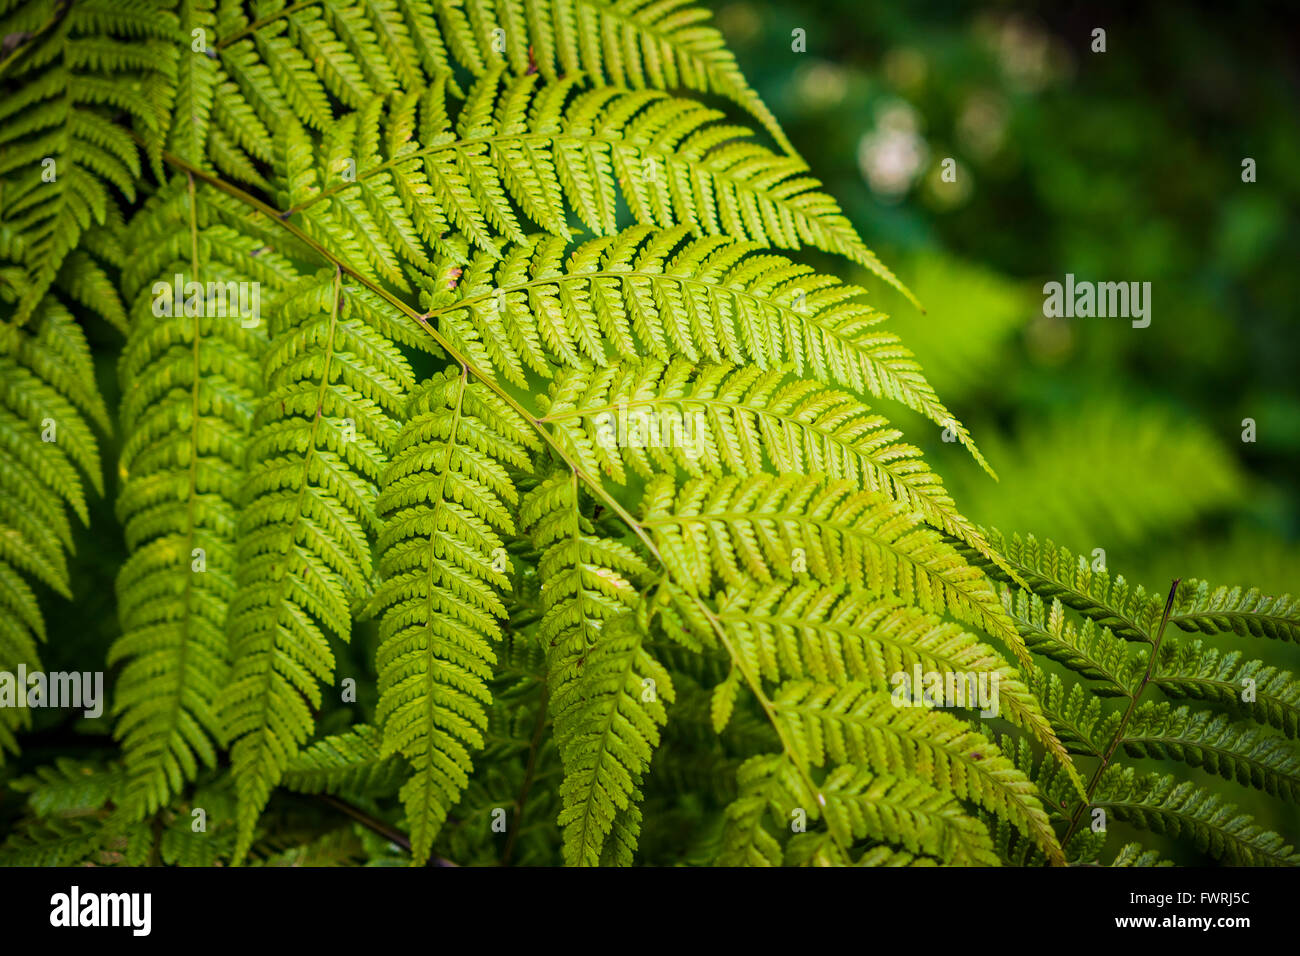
1094;766;1300;866
0;0;175;322
281;724;409;797
0;293;106;763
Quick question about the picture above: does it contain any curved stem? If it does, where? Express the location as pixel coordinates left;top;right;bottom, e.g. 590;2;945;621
148;143;664;569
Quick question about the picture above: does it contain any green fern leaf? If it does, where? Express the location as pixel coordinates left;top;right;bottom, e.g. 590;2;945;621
1116;702;1300;800
1171;578;1300;643
222;265;413;862
541;358;999;570
1152;638;1300;738
771;681;1065;864
1095;766;1300;866
642;472;1025;664
0;0;174;321
0;294;105;763
521;468;671;865
429;227;977;465
110;175;300;819
369;368;536;864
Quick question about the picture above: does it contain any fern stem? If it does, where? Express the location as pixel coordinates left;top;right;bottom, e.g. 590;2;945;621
311;793;462;865
673;581;838;844
148;144;668;570
147;150;849;852
1060;577;1181;854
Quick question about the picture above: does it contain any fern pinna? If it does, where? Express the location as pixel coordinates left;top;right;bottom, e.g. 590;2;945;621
0;0;1296;869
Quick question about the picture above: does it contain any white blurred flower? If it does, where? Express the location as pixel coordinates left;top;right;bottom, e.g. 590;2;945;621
857;102;928;200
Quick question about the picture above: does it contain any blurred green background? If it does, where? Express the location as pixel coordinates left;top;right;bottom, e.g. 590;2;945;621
711;0;1300;851
716;0;1298;590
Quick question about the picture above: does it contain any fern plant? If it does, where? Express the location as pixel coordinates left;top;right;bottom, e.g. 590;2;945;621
972;533;1300;866
0;0;1296;869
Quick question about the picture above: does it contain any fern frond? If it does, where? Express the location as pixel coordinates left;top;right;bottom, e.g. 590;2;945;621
1094;765;1300;866
1028;672;1108;757
1116;703;1300;800
110;175;298;819
977;530;1165;642
429;227;978;466
982;735;1082;866
42;215;129;335
818;764;999;866
213;0;447;138
555;610;672;865
0;0;174;321
1109;842;1173;867
426;0;795;158
642;472;1023;662
1002;587;1139;694
542;358;996;566
0;815;118;866
688;579;1054;752
281;724;408;796
1170;578;1300;643
167;0;220;166
717;752;801;866
770;680;1065;864
0;758;149;866
0;293;105;762
206;0;792;170
8;756;125;815
1152;638;1300;738
281;71;899;289
521;468;669;865
222;265;413;862
368;368;536;865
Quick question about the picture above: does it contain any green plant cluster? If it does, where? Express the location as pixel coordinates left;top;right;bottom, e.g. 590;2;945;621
0;0;1295;867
